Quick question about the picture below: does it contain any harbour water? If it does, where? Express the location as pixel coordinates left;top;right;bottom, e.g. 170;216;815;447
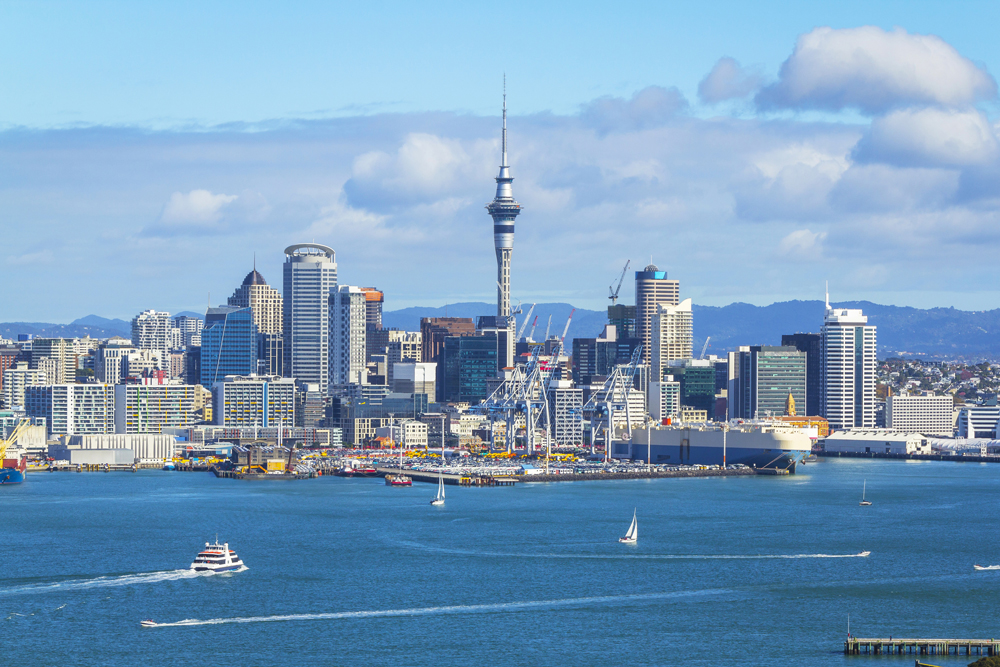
4;457;1000;666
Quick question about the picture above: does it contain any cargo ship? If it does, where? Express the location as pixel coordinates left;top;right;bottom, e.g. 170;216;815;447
0;419;29;485
617;422;812;472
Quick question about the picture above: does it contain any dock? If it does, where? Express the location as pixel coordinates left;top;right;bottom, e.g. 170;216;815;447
377;467;518;486
845;637;1000;656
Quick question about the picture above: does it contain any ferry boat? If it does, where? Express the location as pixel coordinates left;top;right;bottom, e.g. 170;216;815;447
190;539;245;572
618;422;812;471
385;474;412;486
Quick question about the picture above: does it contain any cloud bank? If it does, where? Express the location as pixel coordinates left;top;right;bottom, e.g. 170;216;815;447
2;25;1000;320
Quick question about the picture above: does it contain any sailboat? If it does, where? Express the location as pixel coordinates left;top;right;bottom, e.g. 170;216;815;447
859;480;872;506
619;509;637;544
430;472;445;506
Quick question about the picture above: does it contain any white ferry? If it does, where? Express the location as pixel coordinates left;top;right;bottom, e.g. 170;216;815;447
190;539;245;572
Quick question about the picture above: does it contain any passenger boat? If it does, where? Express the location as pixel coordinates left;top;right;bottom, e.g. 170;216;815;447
430;472;445;505
619;509;637;544
141;619;158;627
190;539;245;572
385;474;412;486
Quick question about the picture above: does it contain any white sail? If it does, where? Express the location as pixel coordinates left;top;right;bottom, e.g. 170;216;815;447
620;509;637;543
431;472;445;505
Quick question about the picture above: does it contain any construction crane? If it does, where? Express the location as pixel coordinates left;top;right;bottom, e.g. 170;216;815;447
516;303;536;340
699;336;711;360
608;260;631;306
528;316;539;342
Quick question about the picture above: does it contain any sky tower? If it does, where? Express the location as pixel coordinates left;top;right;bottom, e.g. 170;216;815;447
486;82;521;321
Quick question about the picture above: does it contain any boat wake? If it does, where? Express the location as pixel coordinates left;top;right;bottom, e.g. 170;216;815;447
0;566;247;597
146;589;732;628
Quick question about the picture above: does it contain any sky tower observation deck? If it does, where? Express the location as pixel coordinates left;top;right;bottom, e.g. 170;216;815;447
486;89;521;321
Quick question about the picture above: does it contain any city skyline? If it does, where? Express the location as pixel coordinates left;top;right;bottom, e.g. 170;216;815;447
6;7;1000;320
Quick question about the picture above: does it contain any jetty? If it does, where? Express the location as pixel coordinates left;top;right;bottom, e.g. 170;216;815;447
845;637;1000;656
376;467;517;486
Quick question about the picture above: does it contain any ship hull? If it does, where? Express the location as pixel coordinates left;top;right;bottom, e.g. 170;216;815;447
617;427;810;471
0;467;25;484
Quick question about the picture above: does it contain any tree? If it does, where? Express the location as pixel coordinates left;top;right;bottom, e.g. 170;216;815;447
968;656;1000;667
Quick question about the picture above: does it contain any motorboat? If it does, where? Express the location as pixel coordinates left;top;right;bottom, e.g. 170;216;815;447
619;509;637;544
141;619;158;627
190;539;245;572
857;551;871;557
385;474;412;487
974;564;1000;571
430;472;445;505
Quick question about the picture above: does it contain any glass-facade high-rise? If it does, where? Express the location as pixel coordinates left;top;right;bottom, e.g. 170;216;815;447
442;334;500;404
730;346;807;420
200;306;256;387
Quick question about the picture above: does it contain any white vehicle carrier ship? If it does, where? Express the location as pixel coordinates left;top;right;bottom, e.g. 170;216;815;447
614;422;813;472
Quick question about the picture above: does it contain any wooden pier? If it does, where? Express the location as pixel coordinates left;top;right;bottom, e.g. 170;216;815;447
845;637;1000;656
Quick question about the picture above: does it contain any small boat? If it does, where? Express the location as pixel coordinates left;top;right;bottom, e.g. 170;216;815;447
974;564;1000;571
619;509;637;544
190;538;245;572
385;474;412;486
857;551;871;557
140;619;157;628
430;472;445;505
859;480;872;506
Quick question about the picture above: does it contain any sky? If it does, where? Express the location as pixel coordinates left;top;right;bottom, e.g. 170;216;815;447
3;1;1000;321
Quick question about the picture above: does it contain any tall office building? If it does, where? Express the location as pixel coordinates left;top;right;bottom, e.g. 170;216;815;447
3;362;46;410
94;338;136;383
329;285;367;387
282;243;338;393
359;288;384;331
172;315;203;348
200;306;257;387
781;332;822;416
485;87;521;322
228;266;283;335
213;375;296;427
441;334;502;404
421;318;476;365
31;338;76;384
131;310;172;363
820;296;877;431
728;346;807;420
650;298;693;382
635;265;680;365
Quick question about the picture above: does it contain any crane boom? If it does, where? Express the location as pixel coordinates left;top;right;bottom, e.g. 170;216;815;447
608;260;631;306
544;315;552;341
528;316;539;341
699;336;711;360
560;308;575;342
0;418;31;461
516;303;536;340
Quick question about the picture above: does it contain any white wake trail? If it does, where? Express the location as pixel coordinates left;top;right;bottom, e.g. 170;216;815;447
148;589;730;628
0;566;245;597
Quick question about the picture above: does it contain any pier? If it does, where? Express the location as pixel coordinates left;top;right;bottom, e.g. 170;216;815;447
845;637;1000;656
377;467;518;486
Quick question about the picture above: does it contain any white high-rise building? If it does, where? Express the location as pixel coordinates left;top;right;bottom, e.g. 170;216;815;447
648;378;681;423
635;265;680;365
885;394;953;435
329;285;367;387
172;315;203;348
113;384;201;434
132;310;172;362
94;337;136;383
25;384;115;436
820;295;877;432
651;298;693;383
282;244;338;394
3;362;47;410
213;375;296;428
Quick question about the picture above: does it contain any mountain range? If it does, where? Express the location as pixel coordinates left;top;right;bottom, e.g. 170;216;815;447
1;302;996;359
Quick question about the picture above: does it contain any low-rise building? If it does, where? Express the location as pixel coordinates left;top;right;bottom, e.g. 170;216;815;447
63;433;176;461
822;429;930;455
114;384;201;434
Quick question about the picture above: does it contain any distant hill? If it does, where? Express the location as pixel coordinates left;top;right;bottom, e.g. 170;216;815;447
2;300;997;359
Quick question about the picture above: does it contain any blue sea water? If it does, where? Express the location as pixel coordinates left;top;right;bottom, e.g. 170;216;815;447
3;457;999;666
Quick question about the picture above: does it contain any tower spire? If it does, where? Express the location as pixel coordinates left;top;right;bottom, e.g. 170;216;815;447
502;74;508;168
486;77;521;322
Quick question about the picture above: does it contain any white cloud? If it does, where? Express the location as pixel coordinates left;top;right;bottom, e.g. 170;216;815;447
698;57;763;103
854;107;999;168
778;229;827;259
757;26;997;113
161;189;237;224
579;86;687;134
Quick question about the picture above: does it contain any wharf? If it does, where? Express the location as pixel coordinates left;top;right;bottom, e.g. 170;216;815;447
211;466;316;480
820;450;1000;464
377;467;518;486
845;637;1000;656
521;468;759;483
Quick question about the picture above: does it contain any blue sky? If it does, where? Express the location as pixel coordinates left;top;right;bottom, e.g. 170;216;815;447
3;1;1000;321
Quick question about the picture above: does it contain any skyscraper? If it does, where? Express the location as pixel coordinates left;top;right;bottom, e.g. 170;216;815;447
359;288;383;332
650;298;693;382
781;332;821;416
635;266;680;365
485;85;521;322
228;266;283;335
820;294;877;431
328;285;367;387
200;306;257;387
728;346;807;420
282;243;338;394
